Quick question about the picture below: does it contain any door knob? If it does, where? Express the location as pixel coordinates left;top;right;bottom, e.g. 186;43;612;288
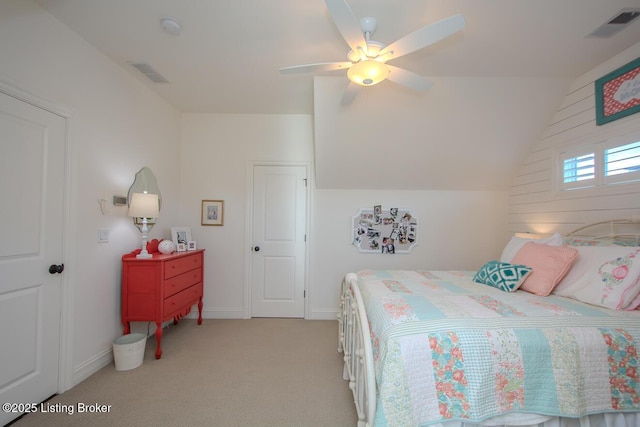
253;246;260;252
49;264;64;274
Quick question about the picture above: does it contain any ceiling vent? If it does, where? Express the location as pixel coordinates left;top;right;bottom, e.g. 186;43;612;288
129;62;169;83
587;8;640;38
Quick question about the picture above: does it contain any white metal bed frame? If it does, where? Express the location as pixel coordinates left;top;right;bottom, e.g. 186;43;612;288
337;218;640;427
565;218;640;244
337;272;376;427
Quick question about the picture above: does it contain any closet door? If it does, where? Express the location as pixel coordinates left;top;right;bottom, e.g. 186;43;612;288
250;164;308;318
0;91;66;425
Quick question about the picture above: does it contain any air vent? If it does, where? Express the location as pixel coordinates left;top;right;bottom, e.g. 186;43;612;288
129;62;169;83
587;8;640;38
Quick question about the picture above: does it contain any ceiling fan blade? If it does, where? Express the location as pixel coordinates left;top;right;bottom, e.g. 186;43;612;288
279;62;352;74
325;0;367;54
341;81;361;105
386;65;433;91
379;14;465;61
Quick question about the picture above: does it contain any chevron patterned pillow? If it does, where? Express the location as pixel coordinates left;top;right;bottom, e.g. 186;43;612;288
473;260;533;292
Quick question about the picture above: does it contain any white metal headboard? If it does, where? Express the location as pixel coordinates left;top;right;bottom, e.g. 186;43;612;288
566;218;640;245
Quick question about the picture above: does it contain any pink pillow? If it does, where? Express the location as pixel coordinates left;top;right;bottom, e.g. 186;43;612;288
512;242;578;296
500;232;563;263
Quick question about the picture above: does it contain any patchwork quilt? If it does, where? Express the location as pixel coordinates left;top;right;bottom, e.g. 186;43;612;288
355;270;640;426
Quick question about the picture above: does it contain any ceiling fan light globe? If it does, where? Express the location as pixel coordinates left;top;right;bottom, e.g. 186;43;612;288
347;60;389;86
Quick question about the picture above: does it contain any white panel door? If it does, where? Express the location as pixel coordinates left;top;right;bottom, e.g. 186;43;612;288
0;91;65;425
251;165;307;318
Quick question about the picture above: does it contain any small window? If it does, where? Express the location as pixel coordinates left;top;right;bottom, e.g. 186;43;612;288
562;152;595;189
604;141;640;184
557;135;640;191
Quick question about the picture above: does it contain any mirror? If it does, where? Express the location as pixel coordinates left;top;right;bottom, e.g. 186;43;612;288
128;167;162;231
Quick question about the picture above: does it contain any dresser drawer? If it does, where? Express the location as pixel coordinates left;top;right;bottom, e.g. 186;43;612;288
163;283;202;315
164;253;202;279
164;268;202;298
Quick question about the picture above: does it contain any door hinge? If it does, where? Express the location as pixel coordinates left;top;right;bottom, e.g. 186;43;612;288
303;178;307;187
304;290;306;298
304;234;307;242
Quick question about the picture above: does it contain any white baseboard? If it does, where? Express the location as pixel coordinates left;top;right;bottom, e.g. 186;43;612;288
186;307;246;319
308;309;340;320
187;306;339;320
72;347;113;387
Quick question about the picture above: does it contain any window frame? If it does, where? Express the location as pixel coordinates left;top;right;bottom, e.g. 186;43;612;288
557;132;640;192
558;146;597;191
602;139;640;186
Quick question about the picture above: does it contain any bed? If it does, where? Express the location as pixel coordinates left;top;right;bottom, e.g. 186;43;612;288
338;220;640;427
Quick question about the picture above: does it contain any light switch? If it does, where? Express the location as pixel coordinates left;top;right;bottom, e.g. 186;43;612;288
98;229;110;243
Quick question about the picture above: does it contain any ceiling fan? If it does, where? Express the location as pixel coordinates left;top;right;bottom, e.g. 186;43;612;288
279;0;465;105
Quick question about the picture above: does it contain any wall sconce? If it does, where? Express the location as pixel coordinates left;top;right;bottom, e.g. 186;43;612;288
128;192;159;259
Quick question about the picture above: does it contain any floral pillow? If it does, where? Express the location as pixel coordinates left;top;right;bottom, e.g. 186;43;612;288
473;261;532;292
553;246;640;310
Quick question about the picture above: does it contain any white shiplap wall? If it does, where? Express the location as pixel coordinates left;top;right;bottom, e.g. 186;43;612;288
509;42;640;236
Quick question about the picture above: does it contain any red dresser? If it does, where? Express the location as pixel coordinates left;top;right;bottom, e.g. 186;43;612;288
121;249;204;359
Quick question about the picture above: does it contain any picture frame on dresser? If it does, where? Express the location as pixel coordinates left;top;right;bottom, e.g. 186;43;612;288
171;226;191;247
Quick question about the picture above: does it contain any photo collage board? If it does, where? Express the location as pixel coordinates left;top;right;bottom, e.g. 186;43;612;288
352;206;418;254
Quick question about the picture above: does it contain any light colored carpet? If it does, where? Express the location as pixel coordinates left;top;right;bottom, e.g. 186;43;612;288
11;319;357;427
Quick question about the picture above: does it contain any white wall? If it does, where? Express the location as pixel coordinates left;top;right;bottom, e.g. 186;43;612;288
313;76;569;191
0;0;182;388
309;189;508;318
180;112;509;319
180;114;314;318
509;41;640;234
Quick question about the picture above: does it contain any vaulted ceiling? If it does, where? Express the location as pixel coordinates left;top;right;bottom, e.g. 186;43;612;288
34;0;640;189
35;0;640;115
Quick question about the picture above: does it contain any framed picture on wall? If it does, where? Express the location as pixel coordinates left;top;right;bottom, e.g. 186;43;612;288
352;207;418;254
201;200;224;226
595;56;640;125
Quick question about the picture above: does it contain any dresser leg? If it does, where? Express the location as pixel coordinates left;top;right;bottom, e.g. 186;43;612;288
122;322;130;335
197;297;203;325
154;322;163;359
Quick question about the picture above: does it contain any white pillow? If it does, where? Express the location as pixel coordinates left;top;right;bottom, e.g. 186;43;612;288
553;246;640;310
500;232;564;263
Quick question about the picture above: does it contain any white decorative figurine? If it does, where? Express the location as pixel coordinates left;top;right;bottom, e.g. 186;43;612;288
158;239;176;254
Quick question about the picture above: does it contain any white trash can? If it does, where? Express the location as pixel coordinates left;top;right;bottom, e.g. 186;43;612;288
112;333;146;371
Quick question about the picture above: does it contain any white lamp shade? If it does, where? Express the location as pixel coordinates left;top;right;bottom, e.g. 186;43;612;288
128;193;159;218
